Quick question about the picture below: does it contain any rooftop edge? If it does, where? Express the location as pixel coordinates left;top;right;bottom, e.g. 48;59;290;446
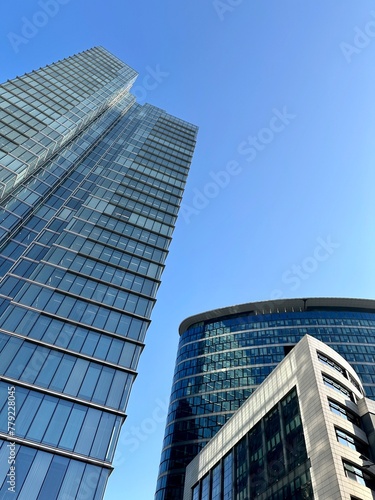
179;297;375;335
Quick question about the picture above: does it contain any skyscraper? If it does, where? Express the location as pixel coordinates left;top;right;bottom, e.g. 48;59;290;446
156;297;375;499
0;47;197;499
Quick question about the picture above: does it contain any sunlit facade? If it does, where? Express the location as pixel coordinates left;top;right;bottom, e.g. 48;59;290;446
184;335;375;500
156;297;375;499
0;47;197;499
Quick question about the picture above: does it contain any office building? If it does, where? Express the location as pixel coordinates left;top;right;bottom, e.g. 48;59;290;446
184;335;375;500
0;47;197;498
156;298;375;499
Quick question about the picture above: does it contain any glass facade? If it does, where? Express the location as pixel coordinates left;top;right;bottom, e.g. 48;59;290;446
156;298;375;499
0;47;197;499
188;388;313;500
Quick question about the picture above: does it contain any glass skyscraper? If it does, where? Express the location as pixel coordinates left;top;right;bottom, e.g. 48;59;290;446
156;297;375;499
0;47;197;499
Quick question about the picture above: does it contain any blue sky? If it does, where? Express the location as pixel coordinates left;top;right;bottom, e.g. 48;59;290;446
2;1;375;498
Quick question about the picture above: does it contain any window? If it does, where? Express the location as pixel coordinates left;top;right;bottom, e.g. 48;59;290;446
349;373;363;394
223;452;233;500
318;351;345;375
344;462;366;486
192;483;200;500
343;461;375;490
323;374;355;401
201;475;209;500
211;463;221;500
328;399;361;427
336;428;368;455
235;437;249;498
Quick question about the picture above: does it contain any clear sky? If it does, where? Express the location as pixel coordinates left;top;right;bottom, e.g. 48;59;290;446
2;1;375;498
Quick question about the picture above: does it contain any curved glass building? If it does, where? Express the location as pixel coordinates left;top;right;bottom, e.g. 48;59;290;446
155;297;375;500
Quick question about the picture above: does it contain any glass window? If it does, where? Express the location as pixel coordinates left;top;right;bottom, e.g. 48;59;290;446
75;407;102;456
17;448;53;497
37;455;68;499
235;437;249;499
43;400;72;446
16;390;43;438
82;333;99;356
64;358;89;396
50;356;75;392
192;483;200;500
91;411;115;460
59;405;87;450
92;366;114;405
328;399;361;427
78;364;101;399
17;310;43;336
94;308;109;329
117;315;131;336
201;474;209;500
317;351;345;375
0;444;35;496
323;374;354;401
343;461;366;486
336;428;368;455
56;295;76;317
67;327;86;352
118;342;136;368
223;452;233;500
27;396;57;441
6;342;36;380
57;459;85;500
104;310;120;333
94;335;111;359
35;351;62;386
127;318;143;340
0;336;21;372
249;421;265;497
349;373;363;394
212;462;222;500
106;370;127;408
70;301;86;323
50;322;70;348
281;388;307;469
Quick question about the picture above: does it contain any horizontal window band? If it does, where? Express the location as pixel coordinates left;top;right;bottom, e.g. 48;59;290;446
0;375;127;417
74;209;172;251
9;285;151;326
163;410;234;427
0;327;140;374
64;227;166;268
50;241;165;283
9;270;157;313
40;248;162;287
9;264;159;303
0;301;147;348
0;432;114;470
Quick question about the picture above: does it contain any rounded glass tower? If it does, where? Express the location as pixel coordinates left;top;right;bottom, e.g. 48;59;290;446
155;297;375;499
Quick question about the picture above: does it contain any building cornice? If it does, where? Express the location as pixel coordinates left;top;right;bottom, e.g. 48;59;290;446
179;297;375;335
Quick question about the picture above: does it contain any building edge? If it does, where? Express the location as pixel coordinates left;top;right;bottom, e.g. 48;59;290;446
179;297;375;335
